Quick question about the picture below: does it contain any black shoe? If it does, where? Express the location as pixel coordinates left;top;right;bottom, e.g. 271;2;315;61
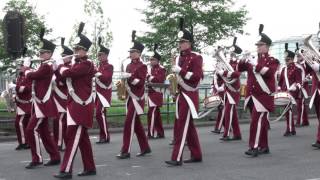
25;162;43;169
220;136;231;141
44;159;61;166
283;132;292;137
312;141;320;148
245;148;258;157
23;144;30;149
291;131;296;136
231;136;242;141
96;139;110;144
77;170;96;176
54;172;72;179
211;129;221;134
15;144;24;150
258;148;270;154
295;124;302;128
148;135;156;139
165;160;182;166
116;152;130;159
183;158;202;163
136;148;152;157
156;134;165;139
301;123;309;127
169;140;175;145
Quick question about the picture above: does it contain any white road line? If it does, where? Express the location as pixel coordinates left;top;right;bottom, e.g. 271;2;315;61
96;164;108;167
305;178;320;180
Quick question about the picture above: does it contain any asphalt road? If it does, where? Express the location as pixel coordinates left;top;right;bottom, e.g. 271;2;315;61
1;119;320;180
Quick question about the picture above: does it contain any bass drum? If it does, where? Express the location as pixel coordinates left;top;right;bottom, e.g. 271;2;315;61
203;95;222;109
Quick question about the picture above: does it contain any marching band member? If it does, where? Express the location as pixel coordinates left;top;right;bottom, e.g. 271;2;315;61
278;44;302;136
294;43;310;127
52;38;73;151
147;44;166;139
23;28;60;169
211;71;225;134
95;37;113;144
14;51;32;150
116;31;151;159
298;44;320;149
165;18;203;166
238;24;279;157
54;23;96;179
217;38;242;141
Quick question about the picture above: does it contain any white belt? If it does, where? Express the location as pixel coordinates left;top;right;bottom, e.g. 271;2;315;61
125;81;145;101
66;78;93;106
254;72;271;95
96;78;112;90
176;75;199;92
53;82;67;100
31;77;53;104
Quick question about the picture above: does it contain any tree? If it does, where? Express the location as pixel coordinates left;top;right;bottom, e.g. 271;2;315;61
139;0;248;65
69;0;113;61
0;0;51;75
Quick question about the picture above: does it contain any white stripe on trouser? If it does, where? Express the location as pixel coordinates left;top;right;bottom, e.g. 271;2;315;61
19;115;25;144
227;105;234;137
34;118;43;162
150;108;156;137
289;106;292;132
128;111;136;153
300;99;304;123
218;106;225;130
65;126;82;172
177;110;191;161
101;107;108;138
58;113;64;146
254;113;264;148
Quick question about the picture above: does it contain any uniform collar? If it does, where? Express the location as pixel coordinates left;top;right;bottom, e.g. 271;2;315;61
287;62;295;68
152;64;159;68
131;58;140;64
99;59;108;65
180;48;192;56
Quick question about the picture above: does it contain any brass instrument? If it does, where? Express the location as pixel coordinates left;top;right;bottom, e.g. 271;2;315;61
214;47;234;73
166;48;179;99
115;58;128;101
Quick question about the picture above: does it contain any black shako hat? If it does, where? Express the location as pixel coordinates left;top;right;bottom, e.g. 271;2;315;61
74;22;92;51
39;28;56;52
256;24;272;46
61;37;73;56
129;30;144;53
98;37;110;55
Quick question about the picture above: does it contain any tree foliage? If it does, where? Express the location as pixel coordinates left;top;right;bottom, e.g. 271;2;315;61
139;0;248;65
0;0;51;75
69;0;113;61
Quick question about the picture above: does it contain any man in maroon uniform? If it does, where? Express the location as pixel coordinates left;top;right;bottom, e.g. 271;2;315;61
95;37;113;144
54;23;96;179
296;45;320;148
211;72;225;134
24;28;60;168
147;44;166;139
165;18;203;166
52;38;73;151
116;31;151;159
294;43;310;127
14;53;32;150
278;44;302;136
217;37;242;141
238;24;279;157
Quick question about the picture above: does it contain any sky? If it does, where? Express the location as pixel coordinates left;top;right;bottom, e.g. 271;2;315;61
1;0;320;70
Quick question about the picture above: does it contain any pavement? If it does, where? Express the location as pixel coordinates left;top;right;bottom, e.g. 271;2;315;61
1;119;320;180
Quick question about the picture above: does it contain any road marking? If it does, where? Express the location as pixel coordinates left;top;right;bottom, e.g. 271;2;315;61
306;178;320;180
20;160;31;163
96;164;108;167
131;165;141;168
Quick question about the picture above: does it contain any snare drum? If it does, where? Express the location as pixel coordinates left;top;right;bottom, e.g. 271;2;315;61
203;95;222;109
274;91;291;106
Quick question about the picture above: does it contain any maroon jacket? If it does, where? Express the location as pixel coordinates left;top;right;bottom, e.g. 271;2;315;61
15;68;32;114
126;59;147;98
221;59;241;104
147;64;166;107
26;62;58;118
177;49;203;112
62;56;95;128
238;53;279;112
211;74;224;98
53;63;71;110
278;63;302;99
95;60;113;106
